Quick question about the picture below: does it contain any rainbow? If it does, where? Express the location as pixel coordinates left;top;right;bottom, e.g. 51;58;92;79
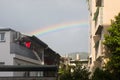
30;21;88;36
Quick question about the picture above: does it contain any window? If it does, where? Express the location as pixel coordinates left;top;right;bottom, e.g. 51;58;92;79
0;62;5;65
93;7;99;21
90;58;92;64
24;72;30;77
0;33;5;42
94;40;100;53
96;0;103;7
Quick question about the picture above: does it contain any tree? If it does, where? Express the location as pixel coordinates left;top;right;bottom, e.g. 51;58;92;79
59;63;90;80
72;63;90;80
91;68;113;80
59;66;72;80
103;13;120;80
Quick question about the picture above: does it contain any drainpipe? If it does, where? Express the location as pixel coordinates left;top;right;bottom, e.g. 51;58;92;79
41;49;44;65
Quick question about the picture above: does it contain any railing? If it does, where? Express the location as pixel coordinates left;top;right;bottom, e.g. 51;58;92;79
0;77;56;80
0;65;58;80
95;7;103;31
10;43;38;60
10;43;33;54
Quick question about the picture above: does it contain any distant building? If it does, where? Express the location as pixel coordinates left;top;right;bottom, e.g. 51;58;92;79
59;57;69;69
87;0;120;72
68;52;88;60
0;28;60;77
68;52;88;67
59;52;88;70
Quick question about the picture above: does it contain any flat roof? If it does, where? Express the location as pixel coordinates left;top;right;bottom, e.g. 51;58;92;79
0;28;15;31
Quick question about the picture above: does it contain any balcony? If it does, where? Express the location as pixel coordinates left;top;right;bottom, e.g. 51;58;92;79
95;7;103;31
95;25;103;35
96;0;103;7
93;7;99;21
10;43;38;60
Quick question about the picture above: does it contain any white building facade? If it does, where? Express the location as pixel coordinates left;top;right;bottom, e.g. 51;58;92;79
0;28;44;77
88;0;120;72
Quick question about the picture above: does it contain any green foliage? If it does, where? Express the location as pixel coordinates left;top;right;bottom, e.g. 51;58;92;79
59;64;90;80
59;67;72;80
91;68;113;80
72;64;90;80
103;13;120;80
58;64;66;74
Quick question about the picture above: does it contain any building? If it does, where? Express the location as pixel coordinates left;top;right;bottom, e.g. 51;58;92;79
87;0;120;72
68;52;88;68
59;53;88;72
0;28;60;77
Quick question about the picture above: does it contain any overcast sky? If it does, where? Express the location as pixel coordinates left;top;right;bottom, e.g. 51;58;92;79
0;0;89;56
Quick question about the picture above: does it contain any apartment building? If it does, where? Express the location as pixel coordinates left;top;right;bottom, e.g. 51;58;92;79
87;0;120;72
68;53;88;67
0;28;60;77
59;53;88;73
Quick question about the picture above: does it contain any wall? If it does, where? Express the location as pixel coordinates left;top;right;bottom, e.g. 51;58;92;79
13;58;40;77
0;30;15;76
103;0;120;25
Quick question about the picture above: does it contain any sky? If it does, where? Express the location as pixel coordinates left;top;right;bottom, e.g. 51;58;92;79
0;0;89;56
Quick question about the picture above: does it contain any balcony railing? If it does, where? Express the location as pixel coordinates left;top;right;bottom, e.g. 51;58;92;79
10;43;38;60
0;77;56;80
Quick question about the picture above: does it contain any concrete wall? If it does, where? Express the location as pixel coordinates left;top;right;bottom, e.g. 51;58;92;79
0;77;56;80
103;0;120;25
88;0;97;71
88;0;120;72
13;58;40;77
0;30;15;76
0;30;40;76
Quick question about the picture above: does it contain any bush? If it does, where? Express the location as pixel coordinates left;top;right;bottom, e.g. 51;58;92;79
91;68;114;80
59;64;90;80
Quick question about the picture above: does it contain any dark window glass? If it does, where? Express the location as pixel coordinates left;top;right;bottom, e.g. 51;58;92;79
0;33;5;41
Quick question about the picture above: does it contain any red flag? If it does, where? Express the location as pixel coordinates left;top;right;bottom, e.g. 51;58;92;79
25;42;31;48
